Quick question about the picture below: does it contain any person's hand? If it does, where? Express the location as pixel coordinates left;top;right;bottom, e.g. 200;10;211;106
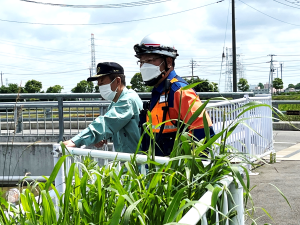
94;140;107;148
63;140;76;147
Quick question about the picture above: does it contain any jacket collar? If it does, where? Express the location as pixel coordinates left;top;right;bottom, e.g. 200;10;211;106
111;87;128;104
152;70;177;94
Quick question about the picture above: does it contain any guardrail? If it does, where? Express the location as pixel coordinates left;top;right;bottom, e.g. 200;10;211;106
0;92;254;142
0;101;110;141
0;94;273;158
52;144;244;225
207;95;273;162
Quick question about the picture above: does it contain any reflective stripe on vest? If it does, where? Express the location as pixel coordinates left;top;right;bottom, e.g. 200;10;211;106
151;124;177;133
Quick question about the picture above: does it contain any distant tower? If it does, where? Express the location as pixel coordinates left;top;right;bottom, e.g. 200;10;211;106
6;78;8;86
189;59;198;79
91;34;96;76
225;47;245;92
225;48;233;92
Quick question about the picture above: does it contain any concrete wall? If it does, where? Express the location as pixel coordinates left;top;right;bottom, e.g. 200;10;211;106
273;122;300;131
0;142;55;177
0;142;113;179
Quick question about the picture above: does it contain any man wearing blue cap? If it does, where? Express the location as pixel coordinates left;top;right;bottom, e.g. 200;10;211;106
63;62;143;153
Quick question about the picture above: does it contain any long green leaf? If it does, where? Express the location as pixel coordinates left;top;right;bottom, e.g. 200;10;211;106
123;198;144;225
269;183;292;209
163;188;186;223
45;155;69;191
109;196;125;225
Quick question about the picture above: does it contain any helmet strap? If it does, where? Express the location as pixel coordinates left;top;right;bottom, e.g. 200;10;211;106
163;57;170;72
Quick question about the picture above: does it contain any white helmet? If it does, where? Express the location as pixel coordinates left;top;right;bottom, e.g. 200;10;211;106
134;32;179;58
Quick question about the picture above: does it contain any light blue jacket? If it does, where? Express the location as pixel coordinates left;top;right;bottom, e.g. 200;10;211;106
72;88;143;153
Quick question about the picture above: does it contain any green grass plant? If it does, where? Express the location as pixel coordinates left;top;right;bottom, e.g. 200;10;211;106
272;93;300;100
0;84;287;224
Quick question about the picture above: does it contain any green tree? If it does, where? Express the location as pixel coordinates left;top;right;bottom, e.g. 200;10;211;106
238;78;249;92
94;85;99;93
0;84;25;93
24;80;42;93
7;83;19;93
71;80;94;93
288;84;295;88
0;85;9;93
46;85;64;93
185;77;218;92
258;82;264;89
295;83;300;90
130;73;153;92
273;78;283;93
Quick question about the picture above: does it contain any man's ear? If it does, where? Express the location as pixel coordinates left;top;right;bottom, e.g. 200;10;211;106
166;57;173;68
117;77;122;86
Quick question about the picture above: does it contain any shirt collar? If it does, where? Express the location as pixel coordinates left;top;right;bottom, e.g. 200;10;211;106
112;87;128;104
152;70;177;94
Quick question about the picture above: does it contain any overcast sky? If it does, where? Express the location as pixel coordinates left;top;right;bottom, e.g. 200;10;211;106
0;0;300;93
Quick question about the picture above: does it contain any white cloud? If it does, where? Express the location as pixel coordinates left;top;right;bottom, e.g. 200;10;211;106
0;0;300;92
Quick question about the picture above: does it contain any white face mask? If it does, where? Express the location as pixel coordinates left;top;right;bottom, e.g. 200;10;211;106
99;78;118;101
140;61;165;82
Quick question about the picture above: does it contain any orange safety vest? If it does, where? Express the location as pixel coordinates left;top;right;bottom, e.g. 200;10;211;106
147;77;213;134
140;71;214;156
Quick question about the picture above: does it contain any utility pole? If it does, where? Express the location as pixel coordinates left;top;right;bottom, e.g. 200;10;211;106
191;59;194;79
190;59;197;79
232;0;237;92
1;71;3;86
280;63;283;81
91;34;96;76
268;54;276;95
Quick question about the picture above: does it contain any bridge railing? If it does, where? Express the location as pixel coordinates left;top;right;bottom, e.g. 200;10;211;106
0;101;110;139
206;95;273;162
52;144;244;225
0;92;254;142
0;94;274;160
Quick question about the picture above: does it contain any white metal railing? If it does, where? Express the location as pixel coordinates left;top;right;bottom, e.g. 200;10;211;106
52;144;244;225
50;95;273;224
206;94;274;162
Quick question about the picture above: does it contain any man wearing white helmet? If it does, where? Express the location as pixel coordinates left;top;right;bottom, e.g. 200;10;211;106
134;33;215;156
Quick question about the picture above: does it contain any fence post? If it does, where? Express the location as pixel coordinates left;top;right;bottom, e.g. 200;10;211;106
52;143;65;213
14;106;17;132
16;106;23;133
45;108;51;119
228;180;244;225
268;97;275;153
57;97;64;142
244;95;252;171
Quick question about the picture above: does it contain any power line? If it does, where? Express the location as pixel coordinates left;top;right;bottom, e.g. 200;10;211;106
0;1;224;26
0;52;85;65
242;56;267;60
238;0;300;26
276;54;300;56
0;40;89;55
19;0;171;8
284;0;300;7
273;0;300;9
5;68;88;75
